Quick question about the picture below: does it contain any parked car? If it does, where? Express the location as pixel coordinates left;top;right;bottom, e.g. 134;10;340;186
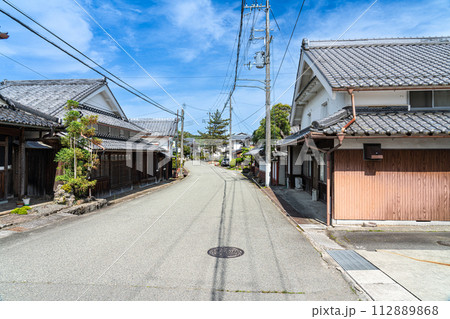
221;158;230;166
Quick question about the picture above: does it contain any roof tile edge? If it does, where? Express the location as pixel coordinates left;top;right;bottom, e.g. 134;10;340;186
304;36;450;48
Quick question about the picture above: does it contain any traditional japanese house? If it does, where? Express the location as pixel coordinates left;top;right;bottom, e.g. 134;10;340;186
130;117;177;179
0;93;62;201
280;37;450;225
0;78;172;198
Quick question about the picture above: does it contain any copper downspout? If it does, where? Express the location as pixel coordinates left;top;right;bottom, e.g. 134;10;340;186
341;88;356;133
304;134;344;226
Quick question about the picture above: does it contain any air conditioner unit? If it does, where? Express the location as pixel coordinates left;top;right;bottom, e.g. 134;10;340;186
295;177;303;190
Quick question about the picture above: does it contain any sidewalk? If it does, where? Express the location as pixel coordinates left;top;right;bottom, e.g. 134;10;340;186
258;180;450;301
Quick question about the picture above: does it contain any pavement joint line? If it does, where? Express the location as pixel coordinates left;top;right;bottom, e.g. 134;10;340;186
377;249;450;267
76;177;200;301
0;280;305;295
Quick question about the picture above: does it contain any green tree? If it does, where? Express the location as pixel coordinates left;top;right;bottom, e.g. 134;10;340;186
198;109;229;154
183;145;191;158
54;100;102;198
198;109;229;139
252;103;291;144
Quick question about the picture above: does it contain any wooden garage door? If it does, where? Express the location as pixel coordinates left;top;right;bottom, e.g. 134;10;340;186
333;149;450;221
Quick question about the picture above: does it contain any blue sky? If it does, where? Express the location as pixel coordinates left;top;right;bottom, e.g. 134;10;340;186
1;0;450;134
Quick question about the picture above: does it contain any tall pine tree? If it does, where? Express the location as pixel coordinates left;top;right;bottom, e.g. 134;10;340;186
198;109;229;139
198;109;229;154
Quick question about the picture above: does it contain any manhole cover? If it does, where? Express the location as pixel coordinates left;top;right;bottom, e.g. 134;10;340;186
437;241;450;247
207;247;244;258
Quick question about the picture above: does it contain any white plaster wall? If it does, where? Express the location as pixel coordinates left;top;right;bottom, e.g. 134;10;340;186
84;91;113;112
339;137;450;149
297;89;409;130
143;136;172;152
299;88;346;129
349;90;408;106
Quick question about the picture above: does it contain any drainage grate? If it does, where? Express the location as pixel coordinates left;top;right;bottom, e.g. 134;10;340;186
327;250;378;271
437;241;450;247
208;247;244;258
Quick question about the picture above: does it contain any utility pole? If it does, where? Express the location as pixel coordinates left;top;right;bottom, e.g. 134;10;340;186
180;106;185;176
264;0;271;187
243;0;271;187
175;110;179;177
229;97;232;162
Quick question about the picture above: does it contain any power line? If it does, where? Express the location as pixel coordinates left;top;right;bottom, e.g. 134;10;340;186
252;0;380;125
71;0;199;125
71;1;178;108
0;51;49;79
219;0;245;117
0;8;178;116
1;0;175;116
272;0;306;91
211;29;239;111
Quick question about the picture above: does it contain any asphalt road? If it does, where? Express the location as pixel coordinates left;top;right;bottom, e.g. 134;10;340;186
0;161;357;301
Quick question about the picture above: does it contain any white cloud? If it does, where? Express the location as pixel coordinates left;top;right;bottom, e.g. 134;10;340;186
158;0;237;62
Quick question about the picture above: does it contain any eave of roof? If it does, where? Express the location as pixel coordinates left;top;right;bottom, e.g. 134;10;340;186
282;106;450;144
302;36;450;90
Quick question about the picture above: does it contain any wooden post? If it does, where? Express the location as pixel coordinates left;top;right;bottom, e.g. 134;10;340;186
19;128;25;199
326;153;331;226
4;137;8;200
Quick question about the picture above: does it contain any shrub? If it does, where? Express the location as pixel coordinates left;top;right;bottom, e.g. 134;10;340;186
61;183;72;193
229;159;236;168
11;206;32;215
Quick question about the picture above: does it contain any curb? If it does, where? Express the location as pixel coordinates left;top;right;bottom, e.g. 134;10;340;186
0;200;53;217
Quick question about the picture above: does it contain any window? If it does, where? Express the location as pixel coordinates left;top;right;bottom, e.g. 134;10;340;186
98;125;109;136
410;90;450;108
111;127;120;137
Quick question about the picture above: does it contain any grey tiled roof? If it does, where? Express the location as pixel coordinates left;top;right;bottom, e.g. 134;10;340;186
0;79;105;115
304;37;450;88
0;79;144;132
0;101;60;128
232;133;251;141
278;127;310;146
311;106;450;136
130;118;178;136
96;137;166;152
74;105;143;131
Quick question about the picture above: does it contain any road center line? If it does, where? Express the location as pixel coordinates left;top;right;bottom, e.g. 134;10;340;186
76;177;200;300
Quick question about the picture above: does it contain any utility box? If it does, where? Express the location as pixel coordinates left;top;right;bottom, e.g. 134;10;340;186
364;143;383;160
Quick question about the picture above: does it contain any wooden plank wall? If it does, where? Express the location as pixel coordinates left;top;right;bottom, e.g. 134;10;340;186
334;149;450;221
26;149;57;197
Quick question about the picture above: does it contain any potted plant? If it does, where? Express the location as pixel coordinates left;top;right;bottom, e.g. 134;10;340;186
22;196;30;206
